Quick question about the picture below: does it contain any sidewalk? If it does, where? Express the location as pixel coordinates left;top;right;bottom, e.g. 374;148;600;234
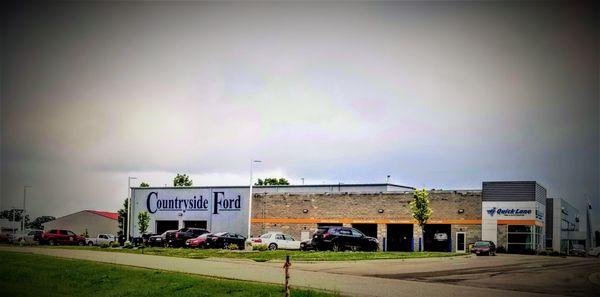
1;246;560;297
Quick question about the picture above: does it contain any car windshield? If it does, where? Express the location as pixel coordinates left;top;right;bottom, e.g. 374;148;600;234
260;234;272;239
474;242;490;247
198;233;211;238
214;232;227;236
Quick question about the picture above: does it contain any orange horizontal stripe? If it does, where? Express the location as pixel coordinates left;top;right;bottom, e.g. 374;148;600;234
251;218;481;225
497;219;542;226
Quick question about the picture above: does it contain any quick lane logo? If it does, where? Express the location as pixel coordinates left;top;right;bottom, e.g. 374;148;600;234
146;192;209;214
486;207;532;217
212;192;241;214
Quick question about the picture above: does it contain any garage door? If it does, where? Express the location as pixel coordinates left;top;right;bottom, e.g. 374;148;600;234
156;220;179;235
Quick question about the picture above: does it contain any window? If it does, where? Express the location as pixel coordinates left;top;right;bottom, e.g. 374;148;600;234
260;234;272;239
100;235;107;239
338;229;352;236
275;234;284;240
67;231;75;236
283;235;295;241
59;230;68;235
351;229;364;237
49;230;57;234
508;225;532;233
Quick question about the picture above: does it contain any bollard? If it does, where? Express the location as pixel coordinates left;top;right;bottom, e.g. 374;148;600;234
283;255;291;297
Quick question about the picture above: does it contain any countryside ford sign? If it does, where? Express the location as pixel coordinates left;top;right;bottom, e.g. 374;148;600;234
486;207;532;217
146;191;241;214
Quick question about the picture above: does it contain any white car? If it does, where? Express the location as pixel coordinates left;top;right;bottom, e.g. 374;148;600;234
249;232;301;250
9;229;43;243
588;246;600;257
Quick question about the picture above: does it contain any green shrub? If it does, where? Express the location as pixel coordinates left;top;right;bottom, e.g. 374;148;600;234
252;244;268;251
227;244;239;250
123;241;133;249
111;241;120;248
100;242;110;248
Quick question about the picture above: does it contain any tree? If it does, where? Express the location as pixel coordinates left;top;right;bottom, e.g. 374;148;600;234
28;216;55;230
140;182;150;187
117;199;128;236
173;174;193;187
255;177;290;186
137;211;150;235
0;209;30;227
410;188;433;252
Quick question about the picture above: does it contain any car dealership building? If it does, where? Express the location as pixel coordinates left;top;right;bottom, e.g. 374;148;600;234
129;181;584;253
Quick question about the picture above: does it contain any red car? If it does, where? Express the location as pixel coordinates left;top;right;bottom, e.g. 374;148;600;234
471;240;496;256
42;229;86;246
186;233;212;248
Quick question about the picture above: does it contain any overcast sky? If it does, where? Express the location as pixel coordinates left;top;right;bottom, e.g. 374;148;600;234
1;2;598;229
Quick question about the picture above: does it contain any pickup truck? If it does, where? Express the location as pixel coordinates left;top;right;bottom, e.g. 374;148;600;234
85;234;116;246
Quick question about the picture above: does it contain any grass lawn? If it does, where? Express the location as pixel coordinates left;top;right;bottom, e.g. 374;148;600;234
34;245;463;261
0;251;335;297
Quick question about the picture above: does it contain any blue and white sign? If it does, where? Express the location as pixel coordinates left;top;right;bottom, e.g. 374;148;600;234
486;207;532;217
130;187;250;238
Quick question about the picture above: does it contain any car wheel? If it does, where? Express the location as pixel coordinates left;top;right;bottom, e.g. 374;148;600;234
88;241;94;246
332;242;341;252
79;241;85;246
268;243;278;251
49;240;55;246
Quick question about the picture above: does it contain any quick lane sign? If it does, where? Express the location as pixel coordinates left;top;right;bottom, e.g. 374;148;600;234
486;207;532;217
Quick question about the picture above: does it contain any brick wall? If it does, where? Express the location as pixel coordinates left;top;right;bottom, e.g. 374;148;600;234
251;190;482;249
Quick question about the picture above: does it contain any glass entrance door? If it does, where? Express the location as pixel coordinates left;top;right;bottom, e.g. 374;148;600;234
456;232;466;253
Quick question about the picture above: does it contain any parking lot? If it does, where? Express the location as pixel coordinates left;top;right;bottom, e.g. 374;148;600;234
284;254;600;297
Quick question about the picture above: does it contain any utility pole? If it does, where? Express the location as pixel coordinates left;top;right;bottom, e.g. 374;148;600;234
22;186;31;231
126;177;137;241
247;160;261;239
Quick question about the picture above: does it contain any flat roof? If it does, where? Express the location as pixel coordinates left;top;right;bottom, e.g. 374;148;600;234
132;183;415;190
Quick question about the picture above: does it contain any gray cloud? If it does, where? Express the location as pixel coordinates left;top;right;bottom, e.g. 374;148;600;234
1;2;597;230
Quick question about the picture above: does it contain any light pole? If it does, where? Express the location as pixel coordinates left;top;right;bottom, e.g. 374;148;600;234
22;186;31;231
126;177;137;241
386;175;391;183
11;206;16;235
247;160;261;239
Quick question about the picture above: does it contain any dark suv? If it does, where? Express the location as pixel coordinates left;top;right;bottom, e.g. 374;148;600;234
309;226;379;252
166;227;210;247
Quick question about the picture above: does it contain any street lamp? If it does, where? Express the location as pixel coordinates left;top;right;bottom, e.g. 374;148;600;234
247;160;261;239
126;177;137;241
22;186;31;231
301;178;305;185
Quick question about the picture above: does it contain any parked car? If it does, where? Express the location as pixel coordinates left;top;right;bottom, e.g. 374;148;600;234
41;229;86;246
569;244;586;257
186;233;212;248
166;228;210;247
471;241;496;256
148;230;175;247
249;232;301;250
205;232;246;249
587;246;600;257
309;226;378;252
86;234;115;246
300;239;315;251
9;230;43;243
